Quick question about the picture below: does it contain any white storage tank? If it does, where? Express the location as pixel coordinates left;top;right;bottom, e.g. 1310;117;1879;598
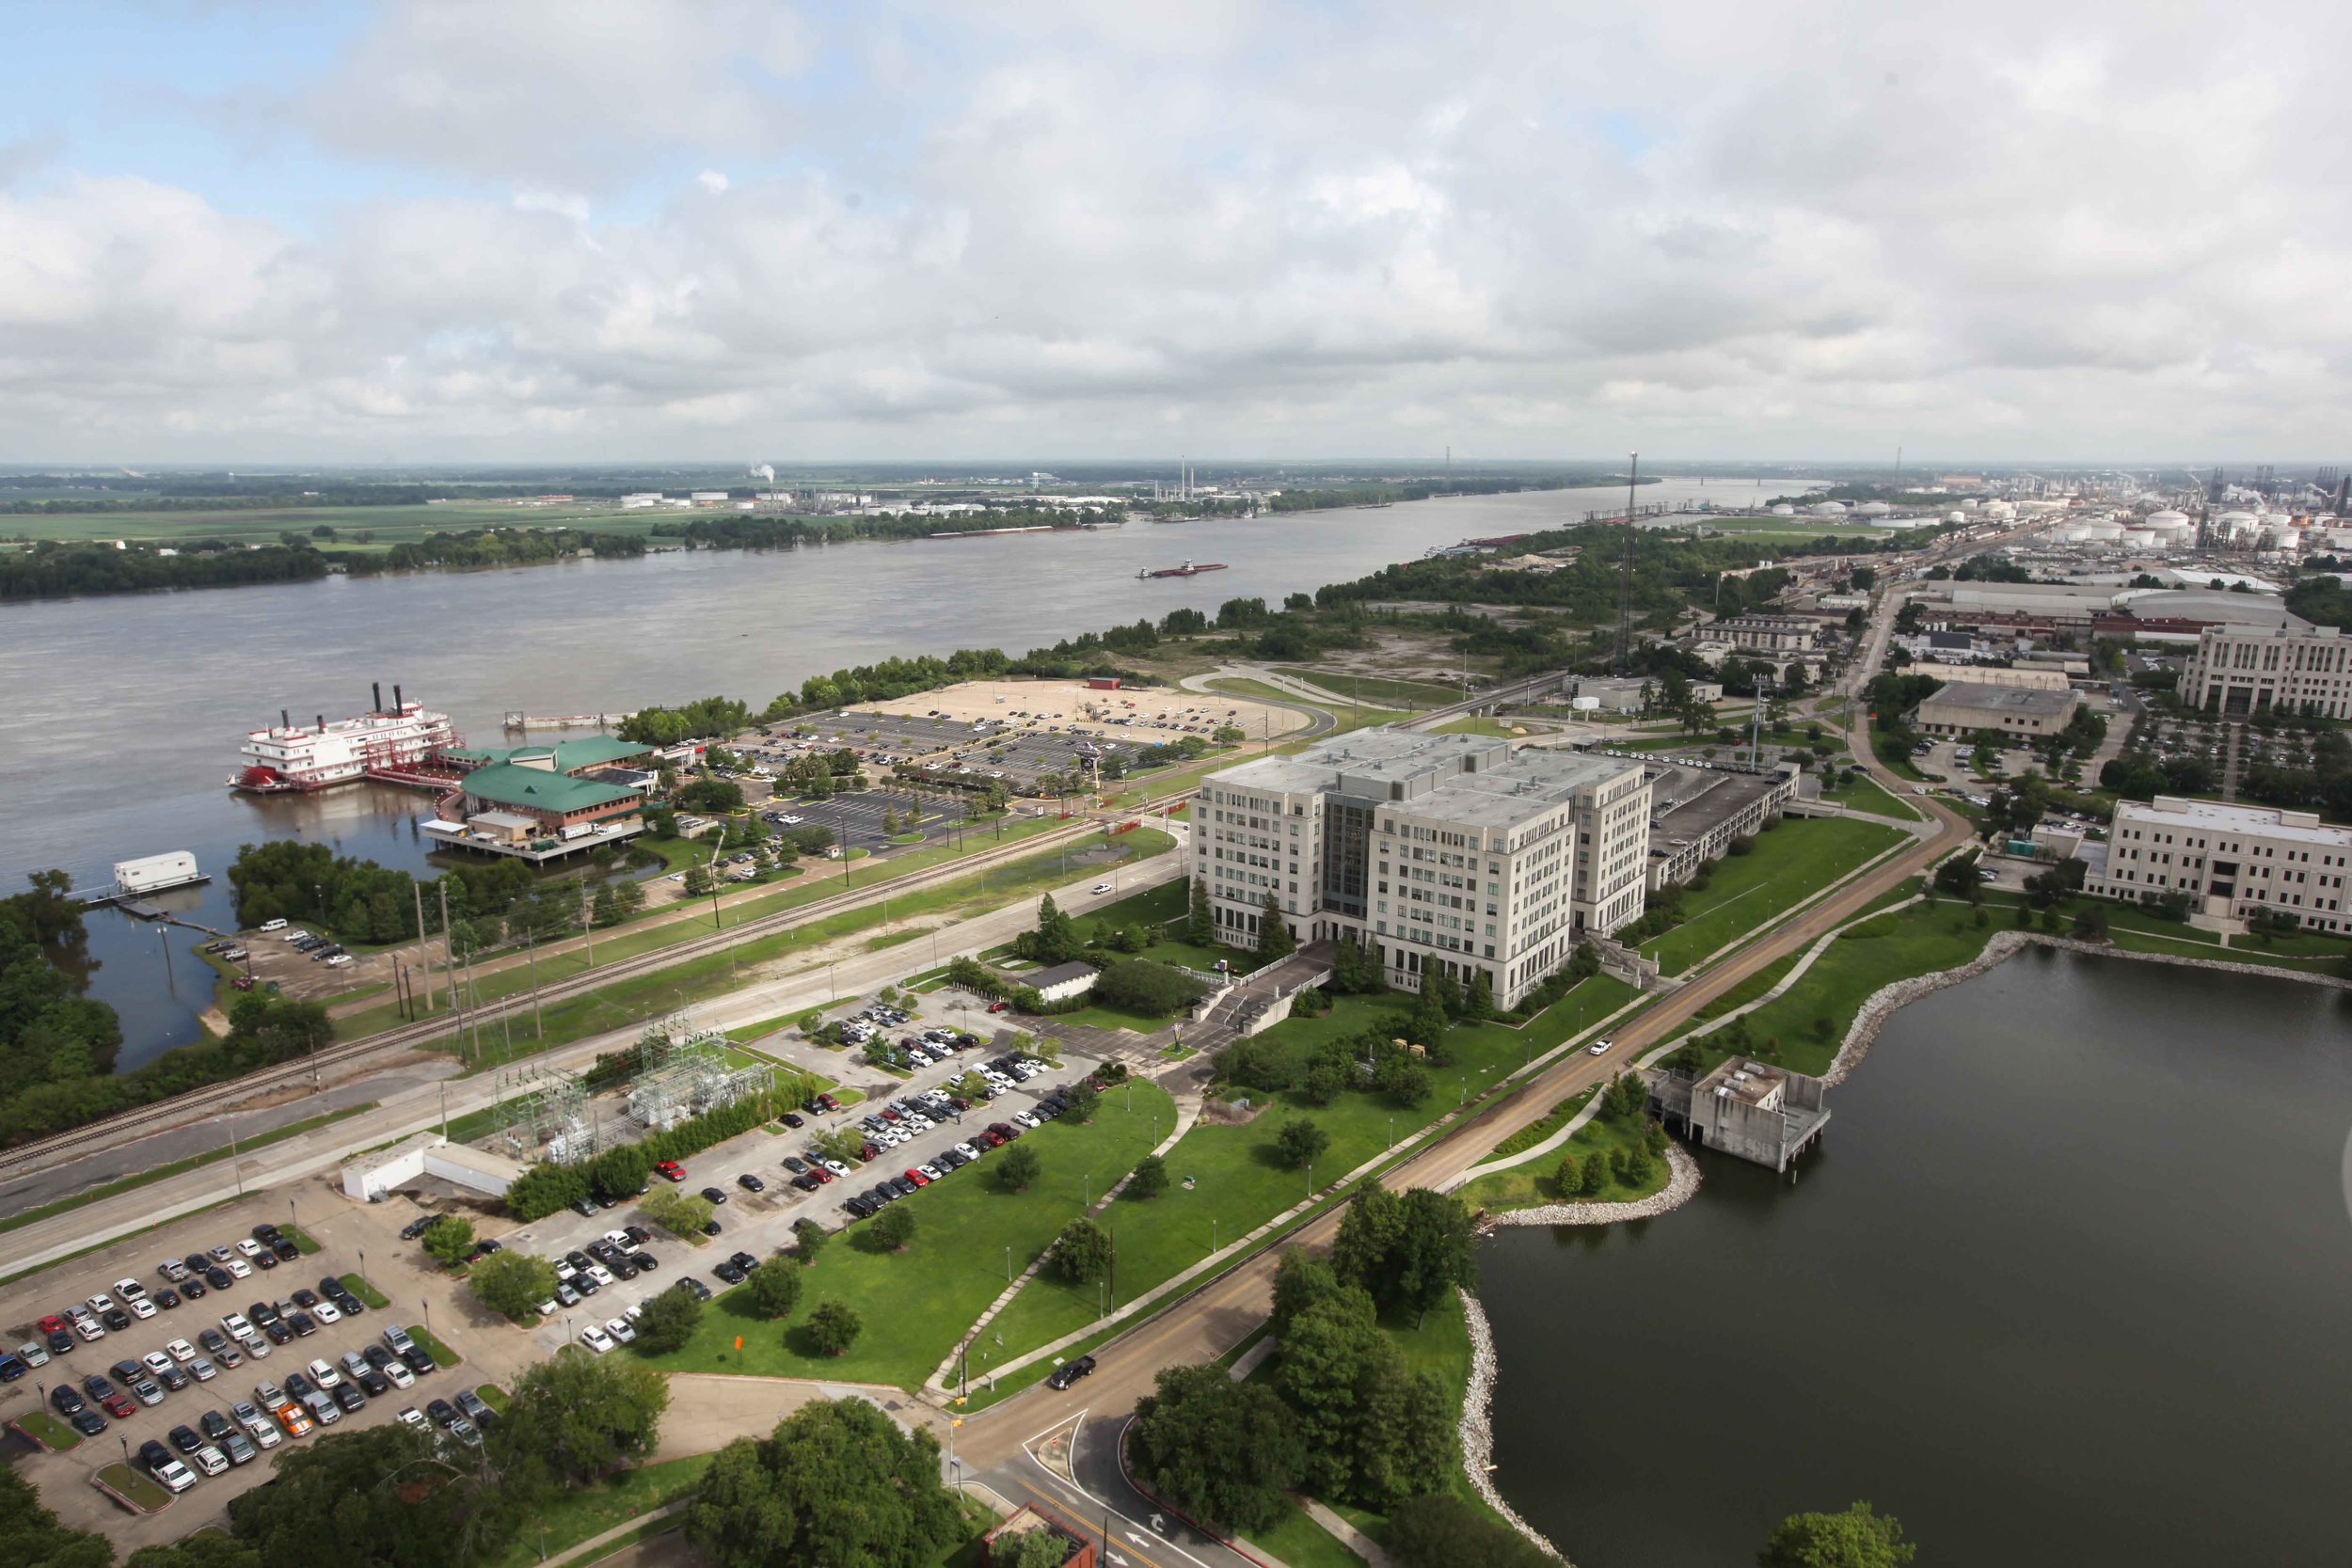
1770;503;1797;516
1570;696;1602;713
1854;500;1893;516
114;851;201;895
1810;500;1848;515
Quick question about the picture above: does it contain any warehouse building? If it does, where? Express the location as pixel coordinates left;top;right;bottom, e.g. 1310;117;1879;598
2179;613;2352;719
1196;728;1649;1007
2086;796;2352;932
1912;681;2079;738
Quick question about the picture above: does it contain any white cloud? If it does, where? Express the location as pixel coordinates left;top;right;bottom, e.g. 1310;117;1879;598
10;0;2352;459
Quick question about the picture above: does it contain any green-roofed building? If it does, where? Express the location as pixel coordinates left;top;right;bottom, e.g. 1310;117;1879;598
443;736;657;775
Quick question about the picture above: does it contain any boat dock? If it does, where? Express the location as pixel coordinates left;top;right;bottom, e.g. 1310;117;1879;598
501;711;636;732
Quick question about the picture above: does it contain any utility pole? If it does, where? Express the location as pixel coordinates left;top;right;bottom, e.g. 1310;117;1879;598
524;928;544;1039
580;882;596;969
413;881;434;1012
437;882;465;1060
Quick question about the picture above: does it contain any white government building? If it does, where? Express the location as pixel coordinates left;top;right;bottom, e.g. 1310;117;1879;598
2088;796;2352;932
2179;612;2352;719
1194;728;1650;1007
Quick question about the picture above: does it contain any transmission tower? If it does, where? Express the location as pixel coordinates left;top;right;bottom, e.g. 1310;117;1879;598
1613;451;1640;675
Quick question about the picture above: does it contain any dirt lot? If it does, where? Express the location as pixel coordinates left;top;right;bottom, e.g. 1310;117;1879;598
852;677;1306;747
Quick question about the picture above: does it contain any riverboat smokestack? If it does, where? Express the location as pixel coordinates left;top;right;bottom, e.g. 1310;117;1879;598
394;684;404;713
373;682;383;714
280;708;290;732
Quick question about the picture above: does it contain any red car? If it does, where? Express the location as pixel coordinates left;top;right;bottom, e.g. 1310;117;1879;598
810;1167;834;1184
96;1386;136;1418
902;1168;930;1188
858;1143;882;1162
654;1161;687;1182
987;1001;1011;1013
37;1314;69;1337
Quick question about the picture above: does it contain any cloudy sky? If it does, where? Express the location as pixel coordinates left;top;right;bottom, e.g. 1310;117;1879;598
3;0;2346;464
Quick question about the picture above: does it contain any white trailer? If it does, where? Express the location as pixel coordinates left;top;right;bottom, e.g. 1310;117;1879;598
113;851;202;895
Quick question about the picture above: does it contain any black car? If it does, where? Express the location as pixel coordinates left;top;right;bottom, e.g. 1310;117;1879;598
355;1365;389;1397
363;1345;394;1371
622;1226;649;1246
781;1113;805;1129
700;1219;723;1237
332;1383;366;1413
399;1344;437;1375
203;1268;233;1292
425;1398;459;1427
200;1409;235;1442
249;1301;280;1326
780;1155;808;1173
292;1289;319;1308
284;1371;315;1400
791;1174;819;1193
286;1311;317;1338
729;1251;760;1273
845;1196;875;1219
261;1319;294;1345
711;1260;745;1286
70;1408;108;1437
153;1288;182;1310
677;1277;712;1302
100;1307;132;1333
610;1256;638;1281
700;1187;729;1206
167;1423;203;1454
138;1439;175;1473
182;1252;212;1275
399;1215;442;1242
1044;1354;1097;1391
181;1277;208;1301
154;1363;189;1392
564;1251;592;1273
628;1252;659;1273
736;1173;765;1193
50;1385;86;1416
270;1237;300;1262
890;1177;917;1197
567;1273;599;1297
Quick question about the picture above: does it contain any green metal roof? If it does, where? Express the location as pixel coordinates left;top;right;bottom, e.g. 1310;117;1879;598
449;736;654;773
463;763;641;815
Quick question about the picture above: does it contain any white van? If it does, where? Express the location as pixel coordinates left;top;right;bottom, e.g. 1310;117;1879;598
258;918;288;933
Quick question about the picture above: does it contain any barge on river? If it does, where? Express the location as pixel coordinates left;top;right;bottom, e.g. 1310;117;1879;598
1136;560;1230;579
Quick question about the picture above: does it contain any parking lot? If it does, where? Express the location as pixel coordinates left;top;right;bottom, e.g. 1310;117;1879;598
762;788;962;856
0;1188;530;1550
501;1026;1111;1357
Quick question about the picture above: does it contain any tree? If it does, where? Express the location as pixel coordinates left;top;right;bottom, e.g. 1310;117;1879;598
1277;1287;1382;1495
1406;983;1450;1063
592;1143;652;1201
1256;891;1295;959
1385;1494;1555;1568
641;1186;716;1239
2072;905;2109;940
1463;969;1497;1022
1126;1366;1306;1535
128;1537;262;1568
1331;1187;1406;1289
1555;1151;1580;1195
1187;877;1216;944
1274;1116;1329;1169
228;1422;506;1568
791;1218;828;1264
746;1260;803;1319
469;1249;560;1321
1023;895;1089;964
496;1351;669;1488
1049;1216;1114;1282
866;1205;916;1252
1757;1501;1917;1568
1089;958;1203;1017
633;1286;704;1354
1;1466;116;1568
1061;1079;1102;1123
1581;1153;1610;1196
1333;1188;1476;1325
505;1160;590;1221
997;1142;1041;1191
1127;1153;1168;1200
1269;1246;1345;1338
685;1398;962;1568
803;1298;862;1356
422;1213;476;1268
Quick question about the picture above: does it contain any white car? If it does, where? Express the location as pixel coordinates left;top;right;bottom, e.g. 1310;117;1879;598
223;1257;252;1279
112;1277;149;1302
396;1407;427;1431
127;1297;158;1321
381;1357;416;1389
1090;882;1112;895
281;929;310;943
585;1264;616;1288
604;1317;637;1345
142;1350;176;1378
821;1159;850;1177
150;1456;197;1494
952;1143;979;1161
580;1324;615;1354
234;1239;264;1259
220;1313;252;1338
165;1338;198;1362
533;1299;559;1319
258;918;288;933
233;1402;282;1449
326;953;354;968
193;1444;230;1478
86;1293;117;1315
1587;1038;1613;1056
310;1299;342;1323
916;1164;943;1181
306;1357;342;1389
1012;1111;1040;1130
72;1317;106;1343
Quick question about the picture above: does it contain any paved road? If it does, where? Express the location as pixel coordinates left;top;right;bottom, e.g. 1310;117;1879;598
957;574;1973;1474
0;843;1190;1276
972;1406;1263;1568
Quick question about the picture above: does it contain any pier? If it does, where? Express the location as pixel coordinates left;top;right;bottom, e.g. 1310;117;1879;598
501;711;636;732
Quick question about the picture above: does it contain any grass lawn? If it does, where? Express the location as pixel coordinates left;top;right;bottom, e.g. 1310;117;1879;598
409;1324;463;1368
1245;1507;1369;1568
1872;731;1929;780
284;1225;324;1254
1645;816;1907;974
1724;899;2004;1075
1819;770;1921;820
0;1103;373;1237
98;1462;173;1512
1456;1108;1667;1211
981;974;1633;1366
1480;1088;1595;1162
1043;1001;1176;1034
1432;717;1521;737
476;1383;509;1414
373;828;1179;1069
1692;953;1800;1022
484;1454;714;1568
13;1409;81;1450
644;1083;1177;1389
340;1273;391;1309
1271;666;1460;708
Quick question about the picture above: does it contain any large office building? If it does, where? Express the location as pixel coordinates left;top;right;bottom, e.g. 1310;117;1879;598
2180;613;2352;719
2087;796;2352;932
1912;679;2079;738
1194;728;1650;1007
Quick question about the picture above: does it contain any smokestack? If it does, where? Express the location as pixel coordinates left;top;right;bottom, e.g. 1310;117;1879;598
373;682;383;715
280;708;290;733
316;714;326;734
394;684;404;714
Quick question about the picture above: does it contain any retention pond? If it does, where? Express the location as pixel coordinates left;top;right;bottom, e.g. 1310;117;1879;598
1481;949;2352;1567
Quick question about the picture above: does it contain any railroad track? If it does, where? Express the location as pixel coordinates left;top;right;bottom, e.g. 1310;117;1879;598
0;801;1195;1182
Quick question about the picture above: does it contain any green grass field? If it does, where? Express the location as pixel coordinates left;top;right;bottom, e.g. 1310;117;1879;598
1246;1508;1370;1568
1819;770;1921;820
1455;1105;1667;1211
1270;667;1461;708
1645;816;1907;974
98;1462;174;1512
980;973;1638;1366
644;1083;1176;1389
482;1454;714;1568
12;1410;81;1450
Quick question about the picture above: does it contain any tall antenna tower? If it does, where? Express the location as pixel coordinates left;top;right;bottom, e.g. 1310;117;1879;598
1613;451;1639;676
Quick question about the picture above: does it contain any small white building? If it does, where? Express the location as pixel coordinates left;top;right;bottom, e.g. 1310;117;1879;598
342;1132;529;1203
1022;960;1101;1004
113;851;202;896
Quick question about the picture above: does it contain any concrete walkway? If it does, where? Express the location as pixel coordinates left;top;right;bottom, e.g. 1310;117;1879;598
1302;1500;1388;1567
